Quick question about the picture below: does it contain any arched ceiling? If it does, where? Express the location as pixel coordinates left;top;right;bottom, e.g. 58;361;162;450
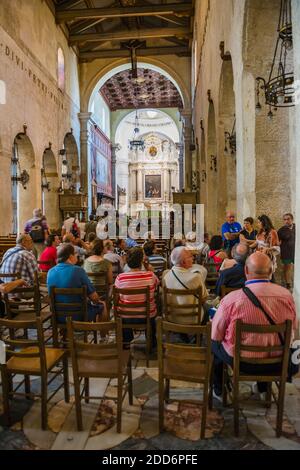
52;0;193;61
100;67;183;110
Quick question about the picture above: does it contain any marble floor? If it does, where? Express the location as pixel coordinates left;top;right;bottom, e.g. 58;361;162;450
1;346;300;451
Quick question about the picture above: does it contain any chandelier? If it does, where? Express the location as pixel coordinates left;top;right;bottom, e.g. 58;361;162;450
128;110;145;151
255;0;294;118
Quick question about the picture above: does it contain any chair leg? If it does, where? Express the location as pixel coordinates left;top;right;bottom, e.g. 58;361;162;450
222;364;227;407
201;382;209;439
24;374;31;399
1;369;11;426
266;382;272;409
41;375;48;430
276;380;286;437
84;378;89;404
127;359;133;406
159;376;165;432
208;366;214;411
146;329;151;368
233;378;239;437
117;377;123;433
165;379;170;403
62;356;70;403
73;374;83;431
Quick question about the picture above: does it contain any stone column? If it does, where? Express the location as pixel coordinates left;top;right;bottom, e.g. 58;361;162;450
181;110;193;191
176;142;184;191
111;143;121;205
292;0;300;318
163;167;169;201
137;167;143;201
78;112;92;195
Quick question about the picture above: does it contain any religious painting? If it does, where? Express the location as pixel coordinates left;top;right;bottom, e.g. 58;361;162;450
145;175;161;199
90;124;112;196
57;47;65;92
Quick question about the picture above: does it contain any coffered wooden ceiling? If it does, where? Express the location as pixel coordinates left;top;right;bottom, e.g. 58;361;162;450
52;0;194;61
100;67;183;110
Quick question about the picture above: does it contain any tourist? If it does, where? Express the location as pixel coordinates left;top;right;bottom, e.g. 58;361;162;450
39;234;60;271
115;247;159;348
211;252;297;399
83;239;113;286
0;234;38;285
251;214;280;274
278;213;296;290
221;211;242;255
207;235;227;271
24;208;49;258
239;217;257;246
84;214;98;240
215;243;249;296
104;239;124;270
47;243;106;322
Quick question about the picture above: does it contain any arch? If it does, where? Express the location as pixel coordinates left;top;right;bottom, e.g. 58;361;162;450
218;58;237;228
206;101;218;234
64;132;80;190
12;133;36;232
83;58;190;114
42;147;59;229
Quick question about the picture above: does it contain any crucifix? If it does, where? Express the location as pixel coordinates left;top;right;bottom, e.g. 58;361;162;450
122;40;146;78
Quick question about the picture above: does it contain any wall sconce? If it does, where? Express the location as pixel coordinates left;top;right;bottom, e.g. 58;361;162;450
61;159;72;180
11;154;30;190
41;168;50;192
210;155;217;172
201;170;207;182
224;118;236;155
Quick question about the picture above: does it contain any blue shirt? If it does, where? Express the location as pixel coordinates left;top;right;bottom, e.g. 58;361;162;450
215;262;246;296
221;221;242;250
47;263;95;321
126;237;138;248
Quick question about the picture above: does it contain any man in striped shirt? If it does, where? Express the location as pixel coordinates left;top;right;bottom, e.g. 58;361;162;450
115;247;159;349
211;252;297;398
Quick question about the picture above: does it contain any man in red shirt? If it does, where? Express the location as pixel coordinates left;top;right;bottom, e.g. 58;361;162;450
39;234;60;271
211;252;297;398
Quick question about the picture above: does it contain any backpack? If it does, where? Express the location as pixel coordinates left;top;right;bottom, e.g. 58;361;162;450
70;218;80;238
29;219;44;242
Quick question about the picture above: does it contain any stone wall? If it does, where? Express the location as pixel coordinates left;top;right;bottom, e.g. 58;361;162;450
0;0;81;234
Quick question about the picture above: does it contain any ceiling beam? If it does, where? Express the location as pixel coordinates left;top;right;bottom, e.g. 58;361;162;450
56;0;83;11
79;46;190;60
70;18;106;34
56;3;193;23
69;27;191;44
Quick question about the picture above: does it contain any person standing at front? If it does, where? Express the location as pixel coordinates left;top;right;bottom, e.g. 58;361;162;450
278;213;296;290
221;211;242;256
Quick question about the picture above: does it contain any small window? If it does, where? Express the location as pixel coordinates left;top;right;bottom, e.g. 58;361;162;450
57;47;65;92
0;80;6;104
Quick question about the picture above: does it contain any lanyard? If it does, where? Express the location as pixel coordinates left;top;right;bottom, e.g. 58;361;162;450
245;280;270;286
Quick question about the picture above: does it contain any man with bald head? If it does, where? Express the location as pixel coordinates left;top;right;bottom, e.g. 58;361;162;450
215;243;249;296
221;211;242;255
211;252;297;399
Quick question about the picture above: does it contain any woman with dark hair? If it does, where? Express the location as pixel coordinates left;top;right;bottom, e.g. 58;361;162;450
240;217;257;245
207;235;227;271
251;215;280;273
83;239;113;286
39;234;60;271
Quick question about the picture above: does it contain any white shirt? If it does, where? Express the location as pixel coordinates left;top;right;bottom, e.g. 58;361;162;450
104;251;124;269
163;266;208;323
62;217;80;235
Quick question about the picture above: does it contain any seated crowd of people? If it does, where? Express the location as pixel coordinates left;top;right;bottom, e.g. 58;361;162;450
0;207;298;405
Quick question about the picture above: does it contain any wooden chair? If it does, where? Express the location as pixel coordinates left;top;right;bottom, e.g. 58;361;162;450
86;271;110;309
157;318;213;439
66;317;133;433
163;287;202;325
37;260;54;272
4;284;52;323
150;258;167;280
223;319;292;437
49;286;88;347
220;285;240;299
204;262;222;292
0;317;69;430
113;286;152;367
111;261;121;282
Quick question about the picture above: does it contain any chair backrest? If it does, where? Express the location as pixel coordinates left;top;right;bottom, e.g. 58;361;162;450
0;317;46;372
0;272;21;280
220;285;240;299
113;286;150;320
85;271;109;300
157;317;212;382
111;261;121;281
150;258;167;279
234;319;292;379
49;286;88;328
37;260;54;272
163;286;202;325
66;317;122;377
4;284;41;319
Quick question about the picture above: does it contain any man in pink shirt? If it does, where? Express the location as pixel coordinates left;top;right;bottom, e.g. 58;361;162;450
211;252;297;398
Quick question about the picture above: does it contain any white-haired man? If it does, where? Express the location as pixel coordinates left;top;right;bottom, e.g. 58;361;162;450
162;246;208;324
24;208;49;257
